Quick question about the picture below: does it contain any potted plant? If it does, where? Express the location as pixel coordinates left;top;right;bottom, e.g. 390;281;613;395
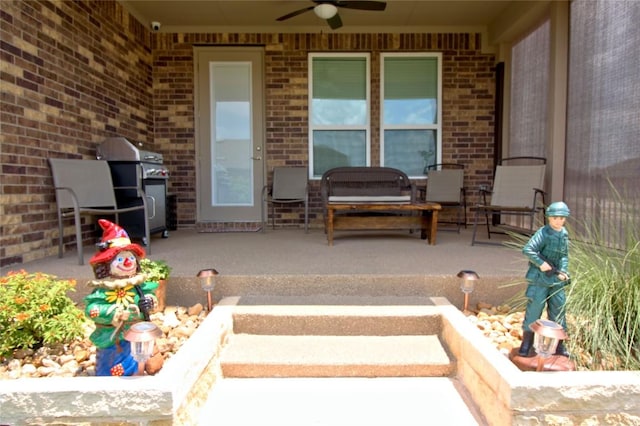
139;258;172;312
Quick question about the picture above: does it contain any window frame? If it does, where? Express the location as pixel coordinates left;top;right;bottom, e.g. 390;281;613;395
308;52;371;179
380;52;443;179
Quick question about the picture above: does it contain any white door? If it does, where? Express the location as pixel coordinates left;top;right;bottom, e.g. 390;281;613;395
195;47;264;222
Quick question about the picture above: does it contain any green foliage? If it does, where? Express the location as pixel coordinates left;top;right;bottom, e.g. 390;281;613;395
0;270;87;358
565;204;640;371
504;192;639;371
139;258;172;281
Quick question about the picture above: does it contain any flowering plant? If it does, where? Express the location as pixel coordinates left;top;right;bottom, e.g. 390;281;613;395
0;270;87;358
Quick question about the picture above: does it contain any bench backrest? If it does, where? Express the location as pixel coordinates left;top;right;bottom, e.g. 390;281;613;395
321;166;416;203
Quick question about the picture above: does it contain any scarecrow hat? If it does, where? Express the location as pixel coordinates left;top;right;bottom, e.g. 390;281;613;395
89;219;146;266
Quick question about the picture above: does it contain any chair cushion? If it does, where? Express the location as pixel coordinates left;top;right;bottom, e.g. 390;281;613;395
328;195;411;203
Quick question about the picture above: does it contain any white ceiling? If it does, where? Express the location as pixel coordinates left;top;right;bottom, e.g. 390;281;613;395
119;0;527;35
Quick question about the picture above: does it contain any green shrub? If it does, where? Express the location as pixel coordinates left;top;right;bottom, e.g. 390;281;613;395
504;191;639;371
139;258;172;281
0;270;87;358
565;205;640;371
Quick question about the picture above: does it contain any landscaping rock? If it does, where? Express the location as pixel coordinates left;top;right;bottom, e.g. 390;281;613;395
0;304;206;379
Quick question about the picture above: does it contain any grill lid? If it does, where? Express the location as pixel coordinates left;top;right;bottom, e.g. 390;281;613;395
97;137;163;164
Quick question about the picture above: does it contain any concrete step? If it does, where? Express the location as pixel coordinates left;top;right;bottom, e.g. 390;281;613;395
229;296;443;336
199;377;483;426
220;334;454;378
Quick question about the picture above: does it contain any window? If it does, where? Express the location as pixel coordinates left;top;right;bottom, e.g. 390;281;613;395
309;53;370;178
381;53;442;178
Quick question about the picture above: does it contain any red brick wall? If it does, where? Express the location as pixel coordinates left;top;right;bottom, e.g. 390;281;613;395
156;32;497;230
0;0;152;266
0;0;497;267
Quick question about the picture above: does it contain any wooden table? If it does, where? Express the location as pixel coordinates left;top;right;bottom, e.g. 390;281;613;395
326;202;442;246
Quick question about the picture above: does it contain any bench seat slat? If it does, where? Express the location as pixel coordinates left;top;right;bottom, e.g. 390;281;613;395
328;195;411;203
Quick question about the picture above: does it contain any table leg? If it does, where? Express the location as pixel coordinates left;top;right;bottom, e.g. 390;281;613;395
429;210;438;245
327;206;334;246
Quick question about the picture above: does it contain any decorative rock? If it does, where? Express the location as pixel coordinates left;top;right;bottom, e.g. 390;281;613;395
476;302;493;310
175;325;196;338
74;350;89;363
188;303;204;316
466;305;523;356
162;311;181;328
476;320;491;331
41;358;61;369
7;359;22;371
12;348;34;360
61;360;80;375
21;364;37;376
0;305;205;380
496;304;511;313
59;354;75;365
37;366;55;376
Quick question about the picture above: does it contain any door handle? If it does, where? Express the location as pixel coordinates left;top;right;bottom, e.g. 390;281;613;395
147;195;156;219
251;156;262;160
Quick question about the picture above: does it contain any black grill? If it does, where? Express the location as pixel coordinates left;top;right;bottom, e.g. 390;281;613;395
97;137;170;243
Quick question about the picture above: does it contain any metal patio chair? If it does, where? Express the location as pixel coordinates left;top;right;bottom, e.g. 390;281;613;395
49;158;150;265
425;163;467;233
471;156;547;245
262;166;309;233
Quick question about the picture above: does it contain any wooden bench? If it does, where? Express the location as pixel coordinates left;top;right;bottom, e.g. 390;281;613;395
321;167;441;245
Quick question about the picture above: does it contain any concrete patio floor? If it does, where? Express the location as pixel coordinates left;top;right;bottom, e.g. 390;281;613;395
4;226;526;280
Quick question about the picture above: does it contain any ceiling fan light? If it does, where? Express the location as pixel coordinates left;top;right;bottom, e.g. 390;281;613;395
314;3;338;20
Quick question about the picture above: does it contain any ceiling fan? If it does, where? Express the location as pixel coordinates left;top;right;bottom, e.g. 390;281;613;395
276;1;387;30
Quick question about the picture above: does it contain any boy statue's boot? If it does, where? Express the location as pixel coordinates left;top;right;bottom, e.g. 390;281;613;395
555;340;570;357
518;330;535;357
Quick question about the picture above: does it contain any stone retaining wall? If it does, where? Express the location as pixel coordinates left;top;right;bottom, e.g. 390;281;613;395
434;298;640;425
0;299;236;425
2;295;638;425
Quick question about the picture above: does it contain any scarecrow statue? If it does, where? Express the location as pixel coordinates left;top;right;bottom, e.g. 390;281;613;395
518;201;571;358
84;219;164;376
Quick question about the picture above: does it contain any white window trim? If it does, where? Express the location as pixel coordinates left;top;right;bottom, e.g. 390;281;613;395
380;52;443;179
308;52;371;179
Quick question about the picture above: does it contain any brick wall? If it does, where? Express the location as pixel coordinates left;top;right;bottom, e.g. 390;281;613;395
155;32;497;231
0;0;497;267
0;0;152;266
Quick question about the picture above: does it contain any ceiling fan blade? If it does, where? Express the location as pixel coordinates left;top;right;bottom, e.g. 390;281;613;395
276;6;315;22
327;13;343;29
335;1;387;11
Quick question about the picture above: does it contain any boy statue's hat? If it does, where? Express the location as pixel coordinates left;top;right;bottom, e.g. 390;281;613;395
546;202;570;217
89;219;145;266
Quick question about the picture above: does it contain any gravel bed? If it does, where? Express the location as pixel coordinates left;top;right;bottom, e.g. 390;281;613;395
0;304;206;379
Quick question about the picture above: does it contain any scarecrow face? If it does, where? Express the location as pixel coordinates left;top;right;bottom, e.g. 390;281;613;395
109;250;138;277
